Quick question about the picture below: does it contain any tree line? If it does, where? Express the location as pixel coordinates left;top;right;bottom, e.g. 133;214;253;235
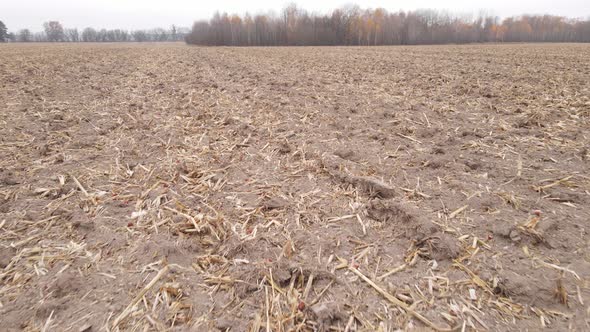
186;4;590;46
0;20;189;42
0;21;9;42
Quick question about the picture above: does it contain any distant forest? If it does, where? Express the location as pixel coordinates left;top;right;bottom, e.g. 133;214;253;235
0;21;188;42
186;4;590;46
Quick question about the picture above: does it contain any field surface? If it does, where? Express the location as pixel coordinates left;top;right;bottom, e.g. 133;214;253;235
1;43;589;331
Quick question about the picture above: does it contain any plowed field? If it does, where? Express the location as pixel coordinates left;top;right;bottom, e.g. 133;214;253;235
1;43;589;331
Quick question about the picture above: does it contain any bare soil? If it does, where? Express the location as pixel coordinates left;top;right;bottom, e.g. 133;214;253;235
0;43;589;331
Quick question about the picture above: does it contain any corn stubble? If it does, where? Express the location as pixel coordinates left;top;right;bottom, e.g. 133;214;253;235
0;43;589;331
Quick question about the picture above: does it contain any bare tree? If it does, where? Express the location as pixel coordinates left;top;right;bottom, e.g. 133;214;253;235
132;30;148;42
43;21;65;42
81;27;98;42
111;29;129;42
66;28;79;42
151;28;168;41
33;32;47;42
171;25;178;41
17;29;32;42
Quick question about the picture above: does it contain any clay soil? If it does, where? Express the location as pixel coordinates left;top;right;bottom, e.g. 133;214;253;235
1;43;589;331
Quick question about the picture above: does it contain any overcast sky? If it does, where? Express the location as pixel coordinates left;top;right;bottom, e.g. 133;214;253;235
3;0;590;31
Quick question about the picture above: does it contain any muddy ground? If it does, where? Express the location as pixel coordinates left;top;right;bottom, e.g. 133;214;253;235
0;43;589;331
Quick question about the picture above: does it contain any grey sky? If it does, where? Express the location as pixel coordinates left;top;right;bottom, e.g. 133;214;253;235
3;0;590;31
